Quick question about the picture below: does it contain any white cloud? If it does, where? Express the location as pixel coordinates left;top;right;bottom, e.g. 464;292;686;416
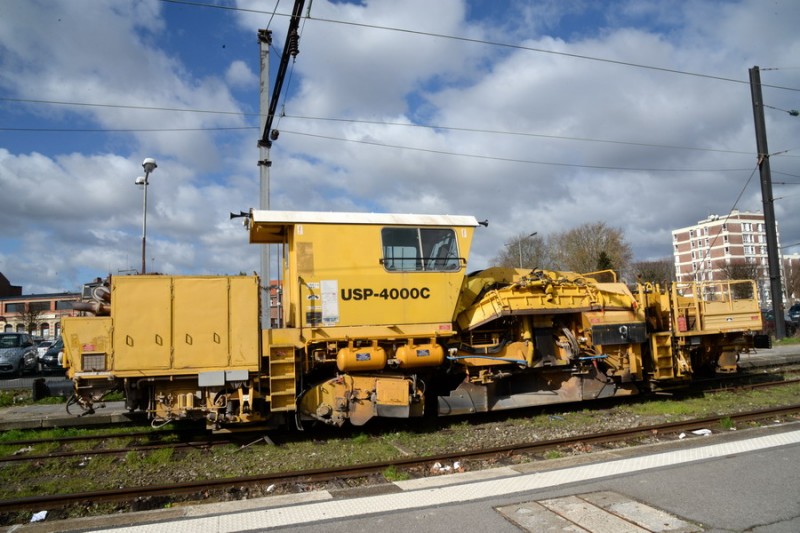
226;60;258;89
0;0;798;295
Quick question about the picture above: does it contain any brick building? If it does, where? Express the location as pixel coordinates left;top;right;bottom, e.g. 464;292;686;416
267;279;283;328
0;273;80;339
672;210;782;307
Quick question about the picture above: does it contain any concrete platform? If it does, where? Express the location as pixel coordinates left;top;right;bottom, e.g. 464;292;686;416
0;401;133;430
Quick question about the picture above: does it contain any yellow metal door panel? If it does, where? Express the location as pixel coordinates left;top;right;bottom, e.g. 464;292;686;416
112;277;172;371
173;277;229;369
62;317;113;373
228;276;260;368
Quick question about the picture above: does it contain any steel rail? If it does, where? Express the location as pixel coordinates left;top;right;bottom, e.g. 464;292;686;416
3;378;798;465
0;438;225;464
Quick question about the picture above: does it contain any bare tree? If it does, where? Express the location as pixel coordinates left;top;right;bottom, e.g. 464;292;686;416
720;260;759;299
18;304;43;335
631;258;676;285
492;232;551;269
783;257;800;303
550;222;633;278
720;261;759;282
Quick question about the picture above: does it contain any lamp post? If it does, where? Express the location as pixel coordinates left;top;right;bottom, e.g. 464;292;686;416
135;158;157;274
506;232;538;268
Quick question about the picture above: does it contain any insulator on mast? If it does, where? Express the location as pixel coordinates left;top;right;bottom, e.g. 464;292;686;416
288;29;300;58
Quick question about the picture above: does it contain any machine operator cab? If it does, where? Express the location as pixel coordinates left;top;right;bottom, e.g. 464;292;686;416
247;210;479;335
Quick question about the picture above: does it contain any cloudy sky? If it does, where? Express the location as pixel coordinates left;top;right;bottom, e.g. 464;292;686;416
1;0;799;294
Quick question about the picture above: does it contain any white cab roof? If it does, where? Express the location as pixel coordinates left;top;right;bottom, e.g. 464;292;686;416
250;210;480;227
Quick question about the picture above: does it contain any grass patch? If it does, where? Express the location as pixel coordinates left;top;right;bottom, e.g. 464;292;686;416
720;416;735;430
0;388;66;407
0;390;30;408
382;465;410;481
351;433;370;445
144;447;174;465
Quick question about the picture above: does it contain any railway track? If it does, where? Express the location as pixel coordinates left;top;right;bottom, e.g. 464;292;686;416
1;403;798;515
1;372;799;466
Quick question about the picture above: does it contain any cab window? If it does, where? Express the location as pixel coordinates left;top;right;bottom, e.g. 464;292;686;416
381;228;460;272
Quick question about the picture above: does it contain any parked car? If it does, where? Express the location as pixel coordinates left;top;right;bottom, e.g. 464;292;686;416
0;332;39;377
40;337;64;372
789;303;800;323
36;339;54;360
762;309;798;337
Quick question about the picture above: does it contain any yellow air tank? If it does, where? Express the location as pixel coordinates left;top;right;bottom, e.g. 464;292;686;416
395;340;445;367
337;340;387;372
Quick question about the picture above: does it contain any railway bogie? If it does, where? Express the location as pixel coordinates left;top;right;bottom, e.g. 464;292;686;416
62;209;765;429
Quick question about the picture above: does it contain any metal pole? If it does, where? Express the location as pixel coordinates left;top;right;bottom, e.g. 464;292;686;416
141;173;148;275
749;66;785;339
258;29;272;328
518;241;523;268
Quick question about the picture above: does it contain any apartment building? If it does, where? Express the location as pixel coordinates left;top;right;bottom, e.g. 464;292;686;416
672;210;780;307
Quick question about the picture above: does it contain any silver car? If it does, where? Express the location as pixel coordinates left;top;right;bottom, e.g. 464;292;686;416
36;339;54;360
0;333;39;377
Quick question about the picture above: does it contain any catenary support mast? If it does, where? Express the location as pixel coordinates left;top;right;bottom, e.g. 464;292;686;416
749;65;785;339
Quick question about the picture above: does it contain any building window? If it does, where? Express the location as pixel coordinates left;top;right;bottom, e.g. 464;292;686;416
722;224;727;231
29;301;51;313
723;235;728;243
55;301;74;310
4;303;25;313
743;222;752;231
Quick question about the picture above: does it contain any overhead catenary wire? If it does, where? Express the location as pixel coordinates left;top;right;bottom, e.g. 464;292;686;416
692;163;762;280
1;96;783;158
281;129;756;173
158;0;800;92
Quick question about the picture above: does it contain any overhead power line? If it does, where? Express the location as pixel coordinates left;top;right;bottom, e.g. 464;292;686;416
4;97;798;163
0;97;256;117
159;0;800;92
0;96;764;156
0;126;257;132
282;114;757;157
281;129;755;173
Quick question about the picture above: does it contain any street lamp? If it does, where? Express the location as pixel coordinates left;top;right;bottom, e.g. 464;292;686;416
135;158;157;274
506;232;538;268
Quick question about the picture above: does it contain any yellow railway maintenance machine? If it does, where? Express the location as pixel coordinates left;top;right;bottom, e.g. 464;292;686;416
63;209;763;429
249;210;480;427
